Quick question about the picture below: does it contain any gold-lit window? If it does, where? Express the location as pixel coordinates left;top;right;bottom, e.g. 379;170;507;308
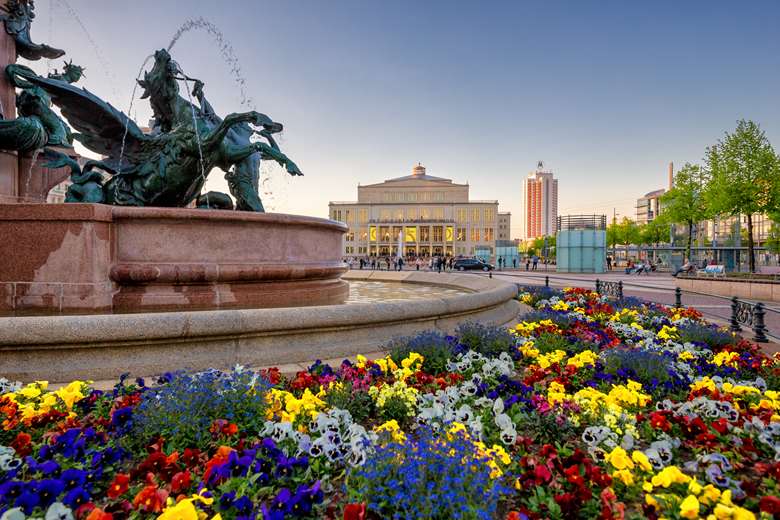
433;226;443;241
420;226;430;241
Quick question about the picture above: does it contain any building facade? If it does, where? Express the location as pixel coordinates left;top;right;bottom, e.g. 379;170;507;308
329;164;500;258
522;162;558;239
636;188;665;225
497;211;511;241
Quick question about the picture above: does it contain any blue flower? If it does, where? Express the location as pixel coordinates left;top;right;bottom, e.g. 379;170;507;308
61;487;89;509
24;457;60;476
15;487;40;515
36;479;65;508
111;407;134;432
60;469;86;491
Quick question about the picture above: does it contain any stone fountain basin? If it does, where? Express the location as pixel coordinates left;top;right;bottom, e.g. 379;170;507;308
0;271;521;382
0;203;348;314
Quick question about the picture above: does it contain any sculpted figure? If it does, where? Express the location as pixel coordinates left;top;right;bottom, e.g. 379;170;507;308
6;49;302;211
47;60;85;84
0;0;65;61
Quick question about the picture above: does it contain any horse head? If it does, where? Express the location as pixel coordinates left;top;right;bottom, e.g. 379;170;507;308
138;49;180;132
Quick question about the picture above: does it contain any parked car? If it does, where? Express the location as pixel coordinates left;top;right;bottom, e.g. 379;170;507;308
453;258;494;271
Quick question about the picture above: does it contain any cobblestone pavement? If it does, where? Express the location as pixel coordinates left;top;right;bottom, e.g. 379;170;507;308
480;269;780;344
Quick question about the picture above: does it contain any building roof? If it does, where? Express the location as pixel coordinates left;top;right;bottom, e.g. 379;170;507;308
642;188;666;199
360;163;466;187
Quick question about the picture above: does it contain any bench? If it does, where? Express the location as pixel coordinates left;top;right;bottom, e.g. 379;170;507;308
697;265;726;277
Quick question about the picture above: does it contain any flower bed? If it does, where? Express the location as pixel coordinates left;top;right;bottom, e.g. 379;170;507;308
2;287;780;519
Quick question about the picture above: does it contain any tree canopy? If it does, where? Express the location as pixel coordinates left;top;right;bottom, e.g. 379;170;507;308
705;119;780;271
661;163;710;259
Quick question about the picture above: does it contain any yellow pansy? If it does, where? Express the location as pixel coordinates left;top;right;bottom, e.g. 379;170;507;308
651;466;690;488
537;349;567;369
605;446;634;470
566;350;599;368
158;498;199;520
55;381;86;410
631;450;653;472
713;351;740;367
699;484;721;505
612;469;634;486
679;495;700;519
656;325;678;341
375;420;406;442
678;351;695;361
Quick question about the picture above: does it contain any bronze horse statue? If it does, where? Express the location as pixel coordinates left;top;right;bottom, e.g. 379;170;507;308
6;49;301;210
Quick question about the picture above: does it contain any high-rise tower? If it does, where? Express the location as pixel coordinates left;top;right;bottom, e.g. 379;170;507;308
522;161;558;240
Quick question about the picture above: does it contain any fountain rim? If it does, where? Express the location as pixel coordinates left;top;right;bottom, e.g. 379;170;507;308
0;203;348;232
0;272;518;348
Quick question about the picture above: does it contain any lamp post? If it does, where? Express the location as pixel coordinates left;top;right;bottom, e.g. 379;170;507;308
612;208;620;263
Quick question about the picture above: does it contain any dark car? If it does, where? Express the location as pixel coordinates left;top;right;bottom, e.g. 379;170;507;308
453;258;494;271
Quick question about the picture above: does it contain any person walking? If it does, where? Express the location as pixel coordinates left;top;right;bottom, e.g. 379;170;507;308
397;257;404;271
532;255;539;271
512;257;517;269
525;257;530;271
606;256;612;271
437;256;443;273
415;258;421;271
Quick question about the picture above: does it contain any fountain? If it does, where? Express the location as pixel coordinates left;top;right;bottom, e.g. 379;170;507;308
0;2;520;382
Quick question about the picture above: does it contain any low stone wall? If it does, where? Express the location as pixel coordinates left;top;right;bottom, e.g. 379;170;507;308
0;271;523;382
675;276;780;302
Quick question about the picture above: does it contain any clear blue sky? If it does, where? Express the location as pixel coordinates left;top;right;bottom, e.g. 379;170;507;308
32;0;780;237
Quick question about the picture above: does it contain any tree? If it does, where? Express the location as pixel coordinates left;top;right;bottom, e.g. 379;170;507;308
660;163;709;261
640;214;670;247
617;217;641;254
765;223;780;255
706;120;780;272
607;220;620;256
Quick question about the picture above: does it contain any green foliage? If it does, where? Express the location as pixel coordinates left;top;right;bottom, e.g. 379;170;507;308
377;396;413;424
455;322;515;357
533;332;574;355
323;382;375;424
387;331;453;375
607;218;642;252
661;163;710;258
640;213;670;246
706;119;780;272
766;218;780;255
128;370;269;452
530;235;556;256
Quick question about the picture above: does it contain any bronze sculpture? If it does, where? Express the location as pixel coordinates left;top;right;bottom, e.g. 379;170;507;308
47;60;85;84
3;49;301;210
0;0;65;61
0;64;73;152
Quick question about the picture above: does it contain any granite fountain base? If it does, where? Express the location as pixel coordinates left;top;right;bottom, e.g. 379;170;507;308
0;203;349;314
